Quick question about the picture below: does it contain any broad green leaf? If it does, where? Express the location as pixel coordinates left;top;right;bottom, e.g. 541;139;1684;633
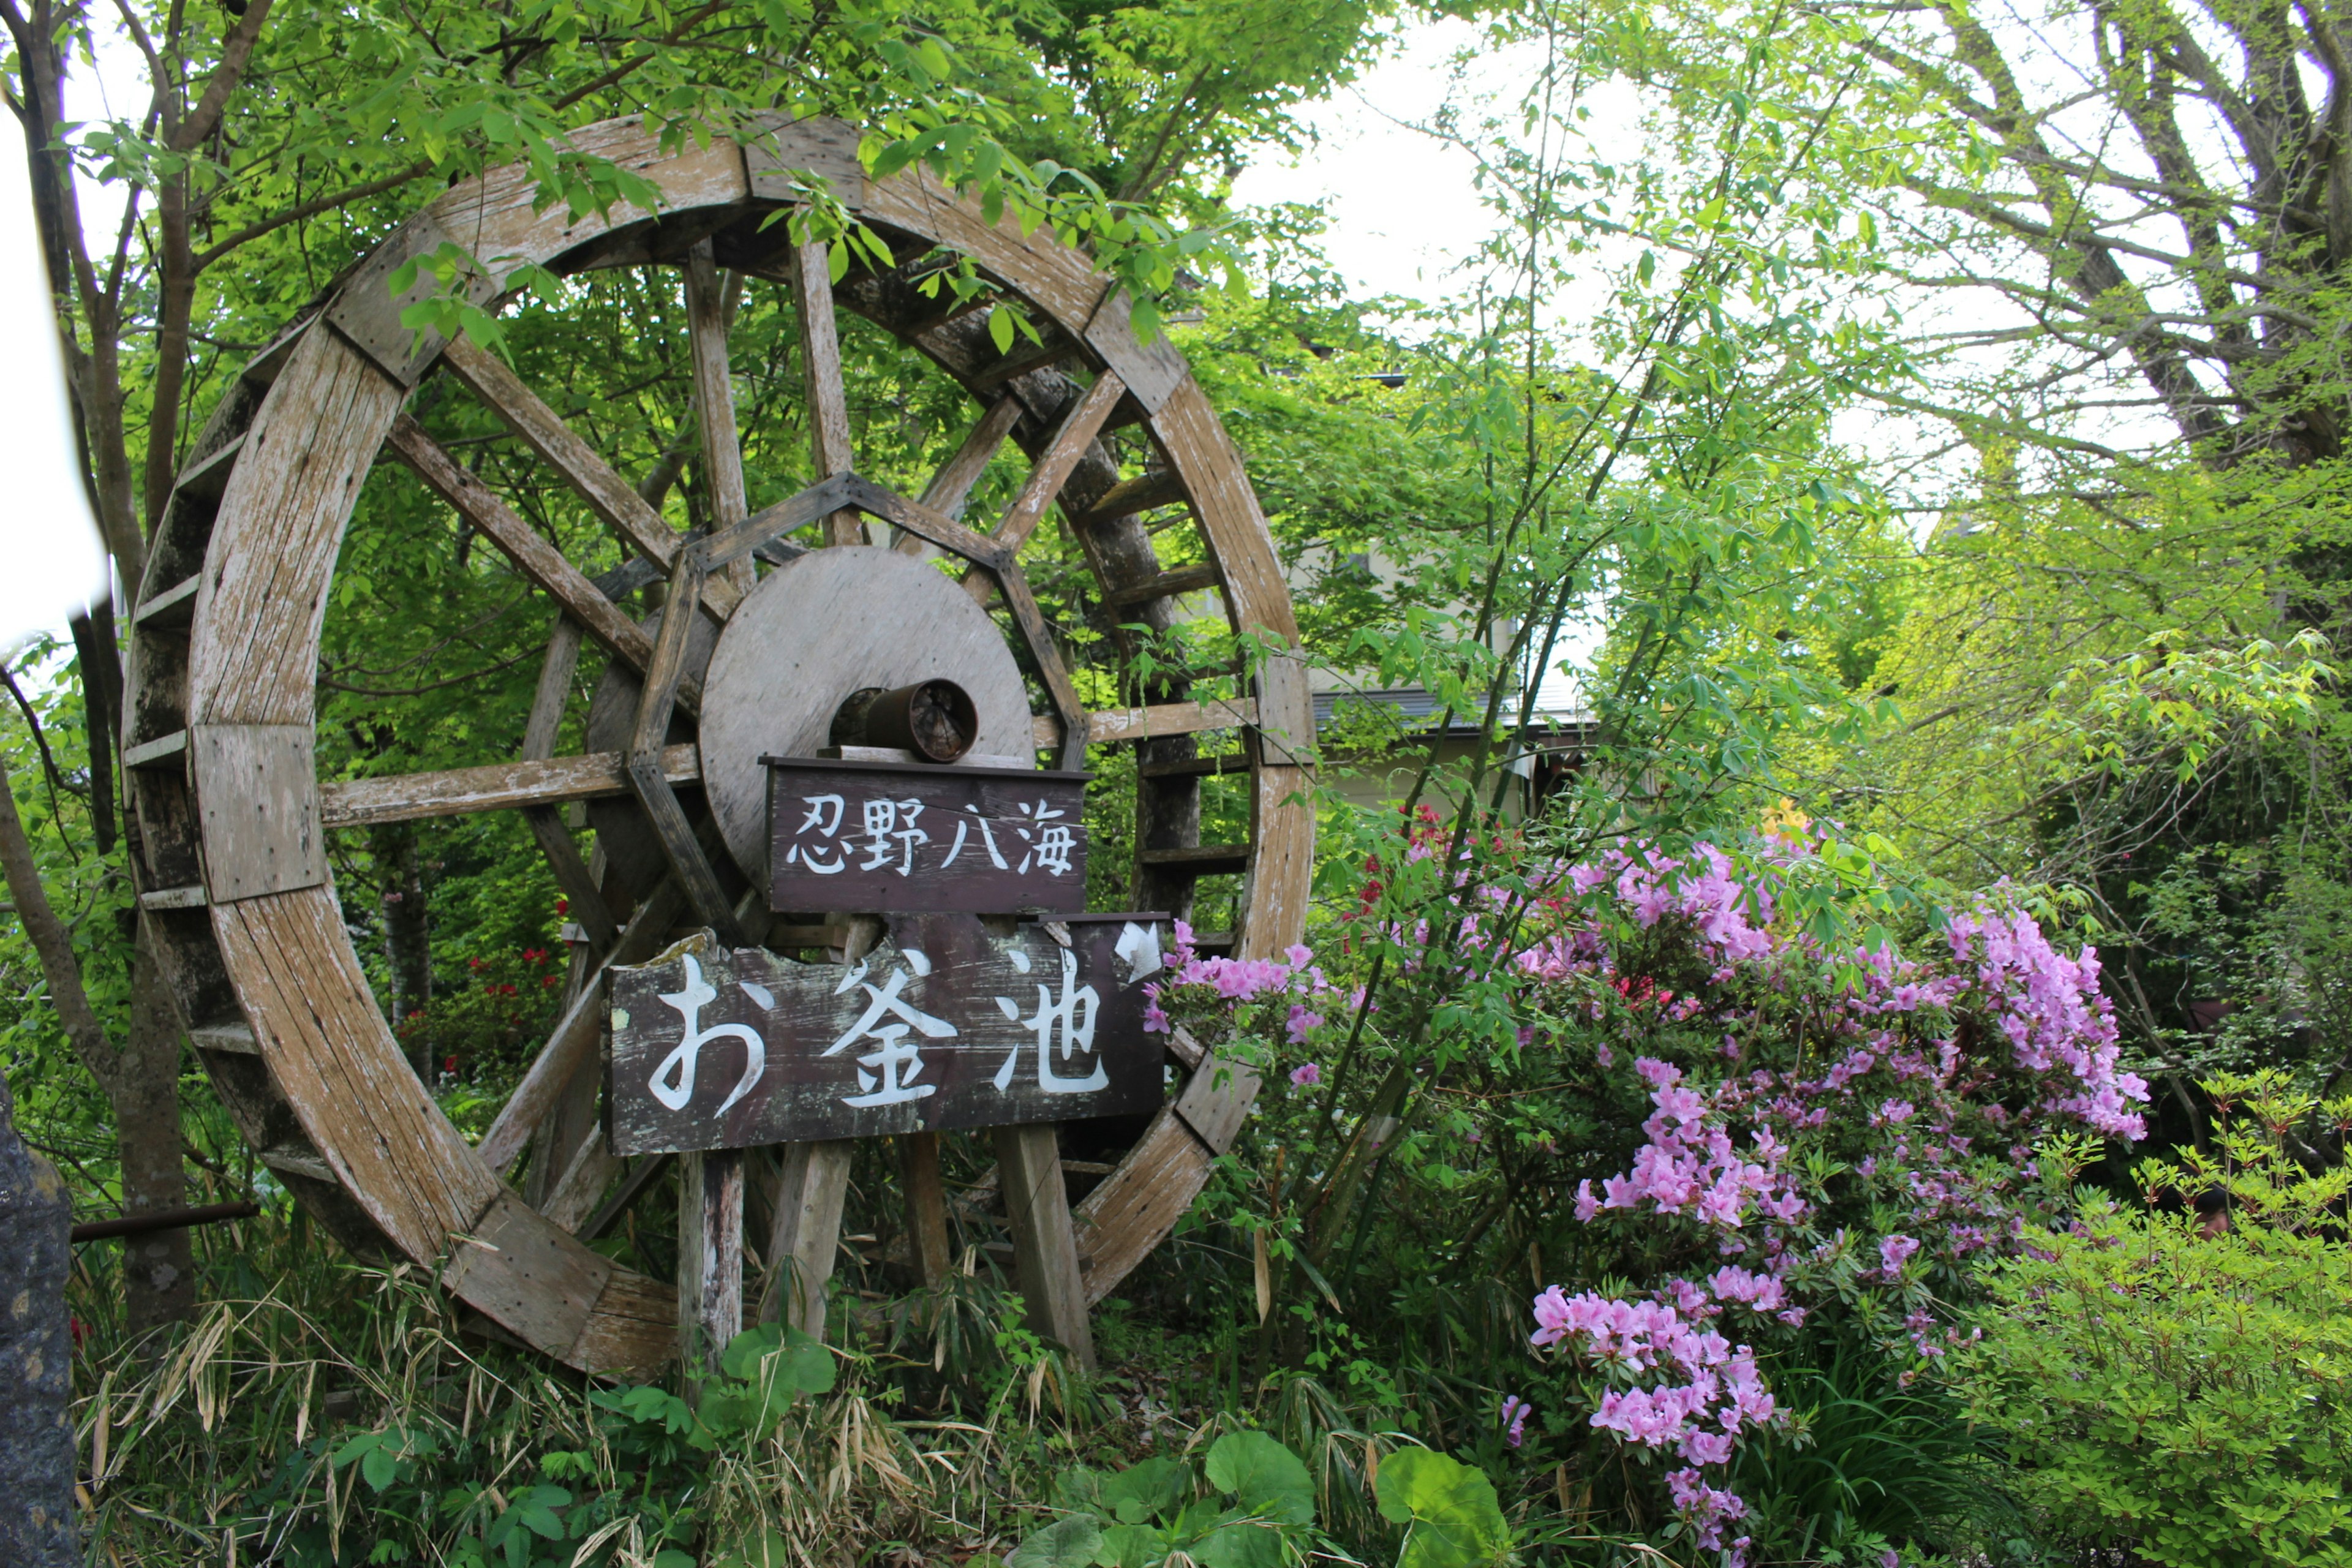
1374;1449;1507;1568
1203;1431;1313;1525
1096;1455;1188;1524
1008;1514;1102;1568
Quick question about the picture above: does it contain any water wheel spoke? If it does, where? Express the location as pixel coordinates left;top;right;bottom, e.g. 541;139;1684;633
893;393;1025;556
993;565;1090;767
1027;698;1262;752
436;337;741;620
684;240;758;595
959;371;1128;607
319;745;701;829
385;415;702;714
519;618;622;948
790;238;864;546
476;878;690;1175
843;474;1008;570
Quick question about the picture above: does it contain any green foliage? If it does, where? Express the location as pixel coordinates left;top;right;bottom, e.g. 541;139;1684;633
1953;1073;2352;1566
1373;1447;1509;1568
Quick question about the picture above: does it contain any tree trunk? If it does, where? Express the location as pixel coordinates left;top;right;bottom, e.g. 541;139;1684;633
373;821;433;1077
116;933;192;1335
0;1068;78;1568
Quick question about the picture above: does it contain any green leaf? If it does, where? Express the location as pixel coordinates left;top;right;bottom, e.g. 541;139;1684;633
1203;1431;1313;1526
988;303;1017;355
1096;1455;1188;1524
1008;1514;1102;1568
1375;1449;1506;1568
1191;1520;1286;1568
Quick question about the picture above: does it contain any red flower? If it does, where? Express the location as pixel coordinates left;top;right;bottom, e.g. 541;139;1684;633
467;957;483;971
556;899;569;916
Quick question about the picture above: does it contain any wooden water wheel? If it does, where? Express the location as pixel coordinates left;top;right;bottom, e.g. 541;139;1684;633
118;115;1312;1376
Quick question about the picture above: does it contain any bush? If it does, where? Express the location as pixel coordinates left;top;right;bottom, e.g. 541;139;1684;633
1951;1072;2352;1567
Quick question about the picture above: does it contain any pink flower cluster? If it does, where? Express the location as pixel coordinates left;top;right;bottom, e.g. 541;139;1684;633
1944;909;2146;1137
1572;1060;1810;1230
1530;1287;1781;1463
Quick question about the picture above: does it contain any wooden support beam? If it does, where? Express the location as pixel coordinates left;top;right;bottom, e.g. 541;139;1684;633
1139;751;1253;779
792;240;863;546
1137;843;1251;874
626;546;744;944
519;618;619;948
684;243;756;599
678;1149;745;1382
318;745;699;829
437;337;742;619
899;1131;953;1289
843;474;1009;571
761;1140;856;1340
1030;698;1261;750
1104;560;1221;609
1069;467;1186;531
985;372;1126;560
386;415;700;713
995;1123;1095;1371
969;336;1083;389
895;396;1024;557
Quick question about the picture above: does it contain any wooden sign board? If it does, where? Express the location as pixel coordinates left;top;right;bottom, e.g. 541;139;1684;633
606;912;1169;1155
764;756;1090;914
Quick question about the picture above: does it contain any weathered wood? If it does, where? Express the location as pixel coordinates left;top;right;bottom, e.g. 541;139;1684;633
994;570;1090;769
1139;752;1253;779
977;371;1126;564
677;1149;744;1379
696;473;855;569
571;1269;676;1379
792;239;863;546
437;337;743;620
138;885;207;911
133;574;201;630
606;915;1167;1154
766;757;1088;915
1152;376;1300;646
760;1139;854;1340
0;1080;75;1568
1069;467;1188;532
1137;843;1250;874
319;745;700;828
192;724;323;901
1033;697;1260;751
627;546;742;942
1081;284;1189;415
898;1131;953;1287
1172;1054;1259;1155
684;241;755;598
1070;1107;1215;1306
909;395;1023;535
1106;561;1221;609
386;415;700;713
970;336;1084;389
475;878;688;1175
190;1022;260;1057
123;729;189;771
542;1128;627;1234
322;210;484;386
444;1189;616;1360
842;475;1006;569
1163;1023;1207;1071
741;115;865;207
699;545;1039;881
995;1121;1095;1370
521;620;620;948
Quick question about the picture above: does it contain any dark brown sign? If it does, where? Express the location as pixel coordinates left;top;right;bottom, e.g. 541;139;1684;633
764;757;1089;915
605;913;1169;1155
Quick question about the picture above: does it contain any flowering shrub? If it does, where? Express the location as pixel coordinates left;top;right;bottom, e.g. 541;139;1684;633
1149;835;2146;1562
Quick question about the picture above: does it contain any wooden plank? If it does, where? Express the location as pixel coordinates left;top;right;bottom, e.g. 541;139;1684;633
982;371;1125;562
1082;284;1190;415
1069;1107;1215;1307
443;1189;615;1360
741;115;864;207
843;474;1006;570
1033;698;1259;750
695;472;854;569
1172;1054;1260;1155
189;325;407;725
138;884;208;911
521;619;620;949
437;337;742;620
572;1268;677;1379
677;1150;745;1381
543;1134;626;1235
473;878;688;1174
858;165;1110;341
792;239;863;546
385;415;701;713
1137;844;1250;874
190;1022;260;1057
1253;652;1316;768
760;1139;854;1340
970;336;1084;390
1139;752;1253;780
1105;561;1221;609
318;745;699;828
995;1121;1095;1370
213;886;501;1264
994;569;1089;769
917;396;1024;523
684;241;755;598
1069;467;1187;532
899;1131;953;1287
626;545;742;942
133;575;201;630
606;915;1170;1155
123;730;189;771
1163;1023;1207;1071
764;756;1088;915
1151;377;1299;643
191;723;323;901
430;118;747;286
323;210;484;386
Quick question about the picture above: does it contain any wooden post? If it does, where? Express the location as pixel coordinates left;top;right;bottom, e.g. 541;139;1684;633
761;1139;855;1340
677;1149;744;1383
899;1131;953;1287
994;1122;1094;1371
